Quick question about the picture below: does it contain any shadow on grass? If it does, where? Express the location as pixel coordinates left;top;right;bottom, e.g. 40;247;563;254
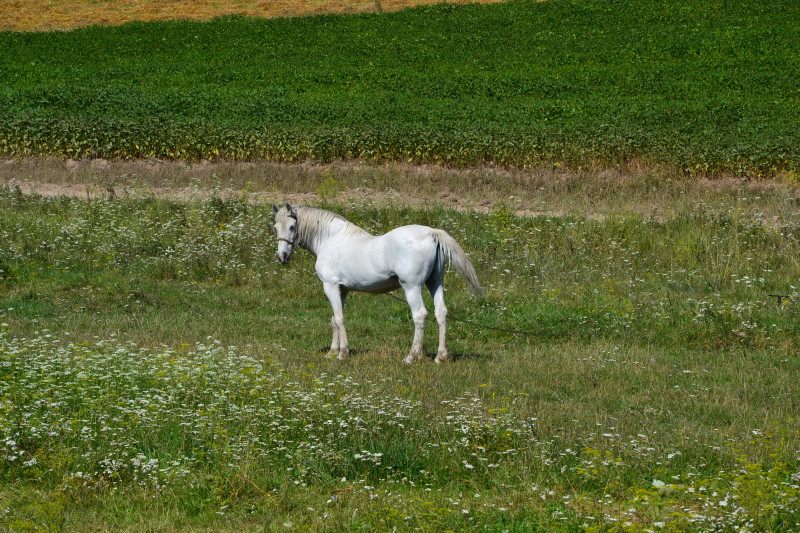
316;346;487;363
449;351;487;362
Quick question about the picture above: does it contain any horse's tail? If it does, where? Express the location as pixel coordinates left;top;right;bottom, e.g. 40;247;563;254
431;230;485;298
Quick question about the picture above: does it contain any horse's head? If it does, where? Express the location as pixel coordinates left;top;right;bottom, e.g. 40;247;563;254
272;201;299;264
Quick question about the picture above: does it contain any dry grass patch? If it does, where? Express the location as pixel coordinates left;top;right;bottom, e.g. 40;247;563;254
0;0;508;32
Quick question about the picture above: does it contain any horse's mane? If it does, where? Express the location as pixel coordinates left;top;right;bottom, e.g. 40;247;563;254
296;206;370;249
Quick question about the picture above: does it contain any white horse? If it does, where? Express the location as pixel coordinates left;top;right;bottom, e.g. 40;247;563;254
272;202;484;363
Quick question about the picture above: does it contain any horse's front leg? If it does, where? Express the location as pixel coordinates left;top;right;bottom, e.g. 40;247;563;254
323;283;349;359
328;290;348;354
329;315;340;354
402;284;428;364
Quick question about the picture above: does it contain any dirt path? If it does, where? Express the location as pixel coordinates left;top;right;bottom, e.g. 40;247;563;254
2;157;796;224
0;157;528;212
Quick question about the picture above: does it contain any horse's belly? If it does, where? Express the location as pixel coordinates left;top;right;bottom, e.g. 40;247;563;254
343;276;401;294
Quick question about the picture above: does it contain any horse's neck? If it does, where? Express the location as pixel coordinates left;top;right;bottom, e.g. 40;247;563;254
296;207;355;256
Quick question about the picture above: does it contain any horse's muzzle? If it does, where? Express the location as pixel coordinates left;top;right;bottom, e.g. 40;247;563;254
277;252;291;264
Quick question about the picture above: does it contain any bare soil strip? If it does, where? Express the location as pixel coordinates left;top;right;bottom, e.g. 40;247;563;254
2;157;796;224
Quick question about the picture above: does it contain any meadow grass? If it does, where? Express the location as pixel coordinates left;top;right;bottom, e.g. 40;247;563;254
1;172;799;531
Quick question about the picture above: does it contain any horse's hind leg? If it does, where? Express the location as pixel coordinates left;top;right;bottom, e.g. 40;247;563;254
427;272;449;363
402;284;428;364
323;283;349;359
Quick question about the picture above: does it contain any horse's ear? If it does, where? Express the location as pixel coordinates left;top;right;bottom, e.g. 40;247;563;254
272;203;279;215
285;201;293;211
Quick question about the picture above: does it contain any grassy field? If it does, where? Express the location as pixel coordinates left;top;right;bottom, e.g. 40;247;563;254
2;0;800;529
1;0;799;173
1;166;799;530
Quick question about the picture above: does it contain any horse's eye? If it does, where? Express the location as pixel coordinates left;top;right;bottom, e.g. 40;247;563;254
289;225;296;232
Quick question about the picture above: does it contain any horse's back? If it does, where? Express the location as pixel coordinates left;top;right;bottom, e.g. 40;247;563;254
380;225;442;280
382;225;440;253
383;224;438;240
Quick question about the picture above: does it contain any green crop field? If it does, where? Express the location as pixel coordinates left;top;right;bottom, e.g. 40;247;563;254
1;175;799;530
1;0;799;173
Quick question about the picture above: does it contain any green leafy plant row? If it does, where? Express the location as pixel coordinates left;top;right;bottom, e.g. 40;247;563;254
1;0;798;172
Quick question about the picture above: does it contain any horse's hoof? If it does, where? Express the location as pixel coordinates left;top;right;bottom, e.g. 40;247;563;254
434;351;450;364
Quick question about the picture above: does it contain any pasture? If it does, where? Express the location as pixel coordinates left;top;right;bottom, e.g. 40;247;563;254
2;0;800;529
1;162;799;531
